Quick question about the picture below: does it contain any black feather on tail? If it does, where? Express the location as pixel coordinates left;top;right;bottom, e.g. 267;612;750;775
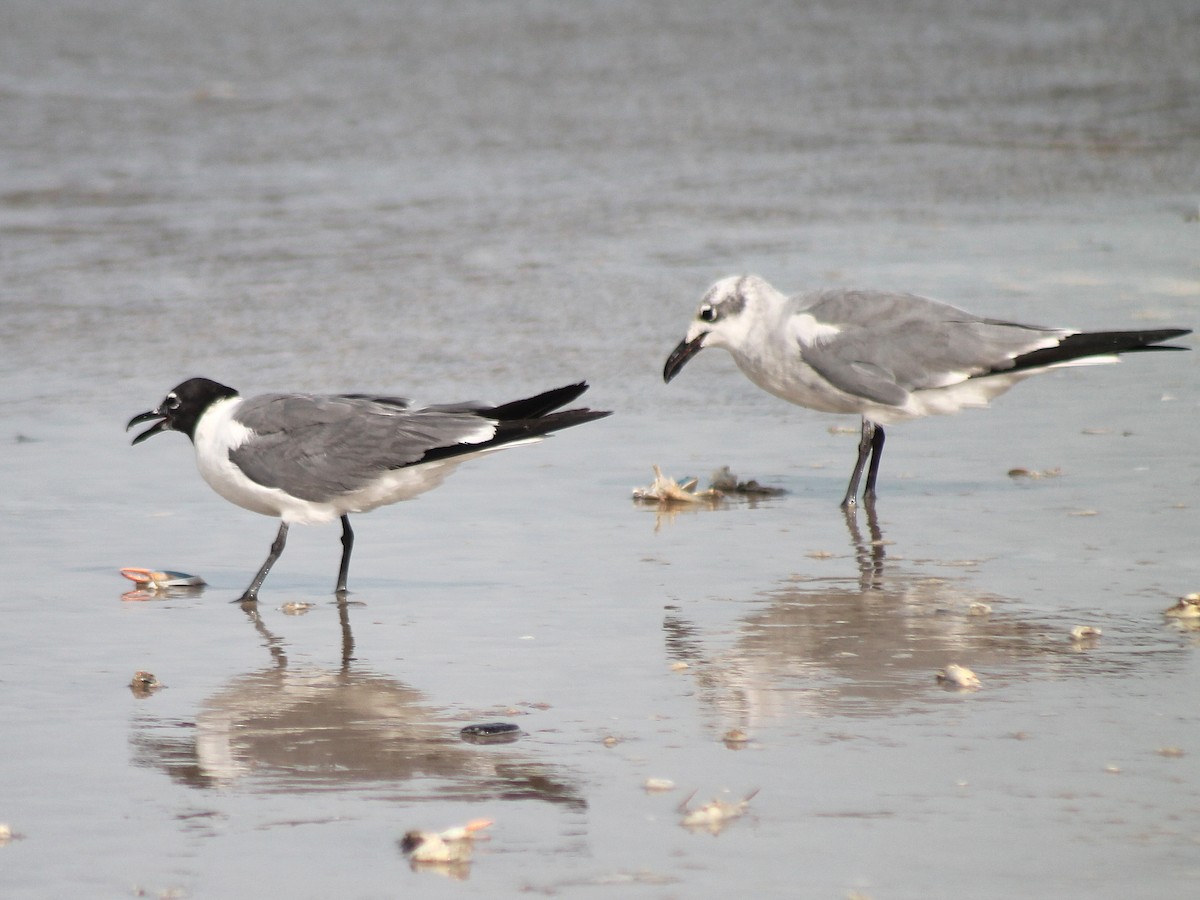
992;328;1191;377
417;383;610;464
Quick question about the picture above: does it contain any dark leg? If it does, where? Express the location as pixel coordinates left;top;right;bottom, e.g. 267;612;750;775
840;418;877;508
335;515;354;594
337;594;356;668
236;522;289;604
862;424;886;501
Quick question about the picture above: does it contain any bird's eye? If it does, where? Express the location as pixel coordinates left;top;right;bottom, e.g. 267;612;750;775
164;394;181;411
699;306;716;323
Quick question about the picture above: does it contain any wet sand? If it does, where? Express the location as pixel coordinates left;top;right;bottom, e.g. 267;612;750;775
2;1;1198;897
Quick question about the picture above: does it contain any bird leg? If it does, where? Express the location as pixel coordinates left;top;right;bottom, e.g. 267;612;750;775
236;522;289;604
335;515;354;594
863;423;886;500
841;419;884;508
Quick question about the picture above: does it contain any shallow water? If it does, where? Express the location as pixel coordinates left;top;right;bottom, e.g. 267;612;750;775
2;1;1199;897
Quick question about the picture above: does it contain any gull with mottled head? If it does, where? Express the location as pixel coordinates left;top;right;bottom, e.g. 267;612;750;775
664;275;1190;507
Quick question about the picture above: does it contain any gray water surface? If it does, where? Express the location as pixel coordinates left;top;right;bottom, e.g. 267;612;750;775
2;1;1198;897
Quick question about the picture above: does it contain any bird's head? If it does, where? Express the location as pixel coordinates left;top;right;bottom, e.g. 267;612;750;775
127;377;239;444
663;275;775;382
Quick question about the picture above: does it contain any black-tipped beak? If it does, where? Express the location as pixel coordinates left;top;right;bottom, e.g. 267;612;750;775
127;409;169;445
663;334;706;383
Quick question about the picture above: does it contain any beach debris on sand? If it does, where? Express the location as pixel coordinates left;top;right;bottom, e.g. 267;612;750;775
120;567;206;601
936;664;981;690
1164;593;1200;619
632;465;784;505
129;671;162;697
632;465;721;505
677;788;759;834
400;818;493;873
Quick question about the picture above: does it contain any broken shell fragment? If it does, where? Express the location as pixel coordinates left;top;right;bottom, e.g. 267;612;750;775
279;601;315;615
632;465;721;505
459;722;521;744
1164;593;1200;619
709;466;786;496
722;728;750;747
678;789;759;834
936;664;981;690
400;818;493;865
129;671;161;697
120;568;206;590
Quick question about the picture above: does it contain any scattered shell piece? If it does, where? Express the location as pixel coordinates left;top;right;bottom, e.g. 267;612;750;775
1070;625;1102;643
722;728;750;746
643;777;676;793
120;568;206;590
806;550;835;560
601;735;622;748
1156;746;1185;758
279;601;315;615
708;466;786;496
1068;509;1099;517
1007;467;1063;479
678;789;758;834
120;567;206;602
1164;593;1200;619
400;818;492;865
967;601;992;616
460;722;521;744
1104;764;1121;775
669;661;689;671
936;664;981;690
632;465;721;505
0;823;16;846
130;671;162;697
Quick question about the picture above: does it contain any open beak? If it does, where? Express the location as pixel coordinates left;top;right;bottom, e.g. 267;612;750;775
663;333;707;383
127;409;169;444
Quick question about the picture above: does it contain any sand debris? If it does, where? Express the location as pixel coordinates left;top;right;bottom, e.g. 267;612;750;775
632;465;721;505
1164;593;1200;619
643;777;676;793
120;567;205;602
708;466;786;496
722;728;751;747
400;818;492;874
279;601;315;615
129;671;162;697
1006;467;1063;480
632;465;785;505
936;664;981;690
459;722;521;744
678;788;759;834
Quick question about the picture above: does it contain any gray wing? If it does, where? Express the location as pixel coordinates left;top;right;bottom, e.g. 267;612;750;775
795;290;1068;406
229;393;496;501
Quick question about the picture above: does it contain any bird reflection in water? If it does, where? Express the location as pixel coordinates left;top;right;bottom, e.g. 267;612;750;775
664;503;1075;733
129;600;585;811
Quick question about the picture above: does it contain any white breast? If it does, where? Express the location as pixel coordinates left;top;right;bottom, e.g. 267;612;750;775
192;398;301;520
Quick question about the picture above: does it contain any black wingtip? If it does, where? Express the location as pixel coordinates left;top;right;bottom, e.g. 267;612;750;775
1002;328;1193;375
486;382;592;420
